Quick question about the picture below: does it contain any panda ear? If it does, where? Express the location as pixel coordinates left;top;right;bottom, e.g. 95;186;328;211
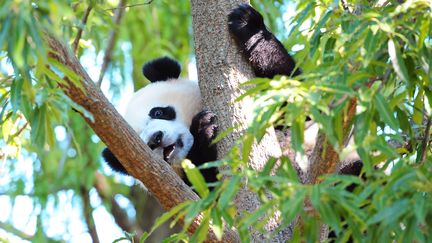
142;57;181;82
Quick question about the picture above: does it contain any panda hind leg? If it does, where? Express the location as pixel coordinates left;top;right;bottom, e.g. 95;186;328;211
228;4;300;78
102;147;129;175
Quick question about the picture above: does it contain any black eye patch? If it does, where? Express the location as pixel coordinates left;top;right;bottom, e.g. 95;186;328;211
149;106;176;120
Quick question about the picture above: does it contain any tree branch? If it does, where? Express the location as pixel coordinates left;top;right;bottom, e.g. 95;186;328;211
94;172;143;242
43;33;238;242
80;186;100;243
72;6;93;54
97;0;127;87
104;1;153;11
306;98;357;184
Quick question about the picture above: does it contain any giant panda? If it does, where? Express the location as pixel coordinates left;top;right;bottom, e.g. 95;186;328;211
102;57;219;186
102;4;362;188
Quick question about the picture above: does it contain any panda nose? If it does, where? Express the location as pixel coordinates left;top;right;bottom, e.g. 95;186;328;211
148;131;163;150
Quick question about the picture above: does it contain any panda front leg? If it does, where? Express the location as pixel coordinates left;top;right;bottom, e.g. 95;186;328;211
228;4;301;78
187;110;219;185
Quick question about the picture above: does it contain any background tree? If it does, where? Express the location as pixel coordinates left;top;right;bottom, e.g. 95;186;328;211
0;0;431;243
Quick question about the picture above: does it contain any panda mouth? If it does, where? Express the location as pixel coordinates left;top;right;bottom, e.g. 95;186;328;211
163;144;176;162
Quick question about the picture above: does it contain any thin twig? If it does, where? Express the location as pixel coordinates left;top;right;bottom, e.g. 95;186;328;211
80;186;100;243
72;6;93;54
341;0;350;13
0;221;34;241
329;94;349;109
104;0;153;11
97;0;127;87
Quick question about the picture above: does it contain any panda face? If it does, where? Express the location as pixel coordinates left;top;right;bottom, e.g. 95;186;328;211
138;105;194;165
124;78;202;166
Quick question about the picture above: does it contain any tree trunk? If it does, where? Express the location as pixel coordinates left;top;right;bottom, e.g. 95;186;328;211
190;1;291;241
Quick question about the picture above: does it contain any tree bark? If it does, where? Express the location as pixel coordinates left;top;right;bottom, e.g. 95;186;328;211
44;33;238;243
190;1;290;241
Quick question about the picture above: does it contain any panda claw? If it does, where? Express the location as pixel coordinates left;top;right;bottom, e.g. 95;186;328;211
191;110;218;145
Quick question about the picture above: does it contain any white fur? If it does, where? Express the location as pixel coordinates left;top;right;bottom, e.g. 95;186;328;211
124;78;201;165
138;119;193;164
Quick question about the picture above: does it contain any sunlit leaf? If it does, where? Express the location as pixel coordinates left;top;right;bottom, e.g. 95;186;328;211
374;93;399;130
182;160;209;198
388;38;409;82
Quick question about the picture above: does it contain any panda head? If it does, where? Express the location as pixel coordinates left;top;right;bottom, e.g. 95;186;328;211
124;57;202;166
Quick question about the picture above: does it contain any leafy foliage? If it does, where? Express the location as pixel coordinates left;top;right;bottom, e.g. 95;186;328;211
0;0;192;241
157;0;431;242
0;0;431;242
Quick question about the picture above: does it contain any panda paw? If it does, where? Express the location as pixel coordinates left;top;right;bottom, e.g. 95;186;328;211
191;110;218;146
228;4;266;44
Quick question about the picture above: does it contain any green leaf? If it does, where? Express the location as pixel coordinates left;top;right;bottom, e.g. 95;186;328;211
112;237;129;243
0;15;11;48
139;232;150;243
388;38;409;82
310;10;333;57
279;156;300;183
218;176;240;209
150;201;190;234
48;58;83;89
0;98;8;124
260;157;278;177
318;201;341;234
30;104;47;146
417;17;430;48
317;84;353;95
413;194;426;224
367;199;409;225
291;117;304;153
10;77;23;113
239;202;273;229
373;93;399;130
159;233;188;243
413;89;423;125
182;160;209;198
242;134;254;164
190;210;210;243
184;201;204;225
280;190;307;225
288;2;314;36
210;208;223;241
310;186;320;208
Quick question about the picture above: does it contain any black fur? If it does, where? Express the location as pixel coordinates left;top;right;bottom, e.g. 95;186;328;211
102;147;128;175
102;56;218;188
149;106;176;120
339;160;364;177
186;110;219;185
101;111;218;185
228;4;301;78
142;57;181;82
